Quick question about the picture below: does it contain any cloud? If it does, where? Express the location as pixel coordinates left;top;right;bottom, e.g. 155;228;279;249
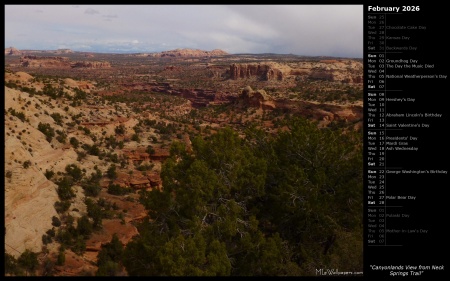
5;5;362;57
85;8;99;15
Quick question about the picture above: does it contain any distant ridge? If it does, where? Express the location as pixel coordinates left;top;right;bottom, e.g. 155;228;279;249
149;48;228;58
7;47;228;57
5;47;74;55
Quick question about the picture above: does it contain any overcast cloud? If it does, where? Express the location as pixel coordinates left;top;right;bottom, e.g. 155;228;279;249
5;5;363;58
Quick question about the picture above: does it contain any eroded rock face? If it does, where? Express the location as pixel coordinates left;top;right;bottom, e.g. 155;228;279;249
273;99;363;126
5;132;59;257
230;59;363;84
239;86;276;110
236;85;362;124
229;63;284;81
4;87;79;257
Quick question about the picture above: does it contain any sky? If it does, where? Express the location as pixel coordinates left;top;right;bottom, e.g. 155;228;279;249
5;5;363;58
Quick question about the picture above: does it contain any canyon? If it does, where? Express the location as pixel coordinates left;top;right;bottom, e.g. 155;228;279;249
4;47;363;276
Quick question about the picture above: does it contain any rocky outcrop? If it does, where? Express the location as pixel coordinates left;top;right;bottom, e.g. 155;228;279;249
5;71;34;82
19;55;111;69
212;91;238;105
4;86;82;257
307;60;363;83
230;60;362;84
274;99;363;125
208;49;229;56
229;63;284;81
71;61;111;68
150;149;170;161
54;48;73;54
138;82;237;107
234;85;362;124
4;93;61;256
122;149;150;165
148;173;162;189
129;178;151;189
5;46;22;56
20;55;71;67
239;86;276;110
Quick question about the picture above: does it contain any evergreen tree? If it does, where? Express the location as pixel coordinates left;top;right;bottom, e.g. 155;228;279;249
17;250;39;276
96;233;124;276
122;118;362;276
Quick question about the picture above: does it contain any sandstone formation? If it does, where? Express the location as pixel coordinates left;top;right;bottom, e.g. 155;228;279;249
229;63;284;81
3;78;156;262
230;59;363;84
5;71;34;82
239;86;276;110
235;85;362;125
5;88;62;257
63;78;95;91
19;55;111;69
20;55;71;68
5;46;22;56
3;85;98;257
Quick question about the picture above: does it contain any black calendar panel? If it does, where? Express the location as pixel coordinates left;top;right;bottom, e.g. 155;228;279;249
364;2;448;279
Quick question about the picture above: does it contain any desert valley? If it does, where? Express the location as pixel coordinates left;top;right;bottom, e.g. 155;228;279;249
4;47;363;276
